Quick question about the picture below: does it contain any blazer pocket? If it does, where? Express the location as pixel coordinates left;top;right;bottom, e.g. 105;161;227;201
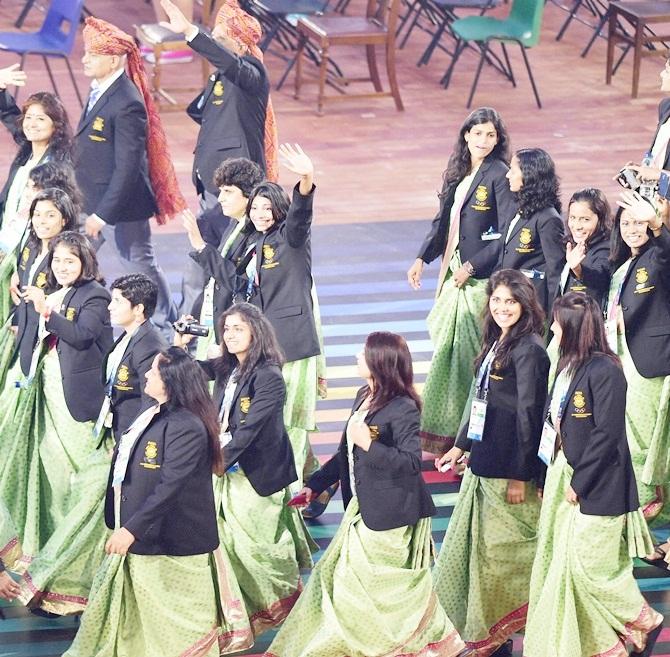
371;474;416;490
216;136;243;151
643;324;670;337
272;305;302;319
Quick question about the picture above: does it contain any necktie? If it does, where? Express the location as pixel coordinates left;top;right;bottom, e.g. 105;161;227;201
86;86;101;115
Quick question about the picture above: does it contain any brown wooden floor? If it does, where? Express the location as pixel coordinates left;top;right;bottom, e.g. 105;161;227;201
0;0;667;231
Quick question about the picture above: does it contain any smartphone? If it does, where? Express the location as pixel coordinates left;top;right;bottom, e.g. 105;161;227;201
659;172;670;199
287;492;309;507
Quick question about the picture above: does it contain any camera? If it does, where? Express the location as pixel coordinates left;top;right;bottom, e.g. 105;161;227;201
172;318;210;337
615;166;658;202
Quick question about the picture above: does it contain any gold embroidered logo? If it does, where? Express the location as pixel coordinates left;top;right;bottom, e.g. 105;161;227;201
240;397;251;413
262;244;279;269
65;307;76;321
20;246;30;267
369;425;380;440
635;267;648;284
117;365;130;383
92;116;104;131
519;228;532;245
145;441;158;460
35;271;47;289
475;185;488;203
213;81;224;97
88;135;106;142
573;391;586;409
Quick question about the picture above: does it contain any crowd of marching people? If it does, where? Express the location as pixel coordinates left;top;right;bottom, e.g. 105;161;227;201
0;0;668;656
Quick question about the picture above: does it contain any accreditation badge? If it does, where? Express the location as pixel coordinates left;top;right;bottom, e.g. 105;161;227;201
467;398;487;442
537;421;558;465
604;318;618;353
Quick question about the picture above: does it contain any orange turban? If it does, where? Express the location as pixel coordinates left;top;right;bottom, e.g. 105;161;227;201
215;1;279;183
82;17;187;224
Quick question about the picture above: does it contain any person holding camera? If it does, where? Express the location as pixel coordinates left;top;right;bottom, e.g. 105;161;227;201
554;188;612;308
184;144;325;493
175;302;316;637
605;191;670;537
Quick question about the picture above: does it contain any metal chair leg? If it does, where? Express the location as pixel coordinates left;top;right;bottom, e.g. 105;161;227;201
15;0;37;28
466;41;488;107
398;0;423;49
418;15;449;66
63;56;84;107
556;0;584;41
581;7;609;57
14;53;27;102
42;56;60;101
441;37;464;87
518;42;541;109
500;41;515;86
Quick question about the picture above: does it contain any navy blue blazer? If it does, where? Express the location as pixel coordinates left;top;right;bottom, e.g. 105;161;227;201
201;360;298;497
417;157;518;279
547;356;639;517
650;97;670;171
616;225;670;378
496;206;566;313
104;405;219;556
74;74;157;223
45;281;114;421
308;389;436;531
101;320;167;437
455;333;550;482
187;31;269;195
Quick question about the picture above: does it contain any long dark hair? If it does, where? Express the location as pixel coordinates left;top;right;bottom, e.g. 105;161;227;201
29;161;83;215
514;148;561;217
46;231;104;288
563;188;612;248
157;347;224;476
553;293;619;373
361;331;421;414
27;188;78;249
213;302;284;383
609;206;654;269
14;92;73;165
244;182;291;234
474;269;545;372
443;107;510;187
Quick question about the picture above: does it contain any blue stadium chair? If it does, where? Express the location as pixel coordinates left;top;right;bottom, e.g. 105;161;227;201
0;0;86;107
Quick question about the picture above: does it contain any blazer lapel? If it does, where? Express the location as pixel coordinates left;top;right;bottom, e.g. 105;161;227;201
76;75;123;136
199;72;219;109
461;159;491;207
560;361;590;424
506;213;528;245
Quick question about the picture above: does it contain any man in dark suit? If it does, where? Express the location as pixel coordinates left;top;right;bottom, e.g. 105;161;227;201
76;18;186;334
160;0;276;210
96;273;167;442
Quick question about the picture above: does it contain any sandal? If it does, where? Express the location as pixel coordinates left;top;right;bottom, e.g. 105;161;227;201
640;543;670;571
630;620;663;657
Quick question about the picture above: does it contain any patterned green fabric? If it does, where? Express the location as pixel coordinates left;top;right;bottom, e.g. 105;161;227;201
215;467;317;638
62;550;251;657
607;262;670;522
0;349;110;613
525;451;661;657
434;471;540;654
265;497;466;657
0;499;20;570
420;252;488;454
0;251;17;327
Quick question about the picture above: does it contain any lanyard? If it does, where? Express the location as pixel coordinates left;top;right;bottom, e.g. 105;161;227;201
219;369;239;432
606;259;634;322
112;404;161;486
475;342;497;400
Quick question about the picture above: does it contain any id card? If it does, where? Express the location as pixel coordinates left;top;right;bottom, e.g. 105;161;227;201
481;231;502;241
537;421;558;465
467;398;488;442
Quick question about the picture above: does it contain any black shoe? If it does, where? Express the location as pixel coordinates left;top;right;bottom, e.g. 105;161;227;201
640;544;670;572
29;607;60;619
630;621;663;657
491;639;513;657
302;483;338;520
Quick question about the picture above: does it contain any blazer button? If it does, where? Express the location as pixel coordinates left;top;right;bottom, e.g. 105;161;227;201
121;494;127;502
356;479;362;487
353;454;359;461
622;305;628;312
460;235;466;241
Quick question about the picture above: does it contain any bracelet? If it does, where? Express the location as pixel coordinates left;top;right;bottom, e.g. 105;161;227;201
463;261;475;276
